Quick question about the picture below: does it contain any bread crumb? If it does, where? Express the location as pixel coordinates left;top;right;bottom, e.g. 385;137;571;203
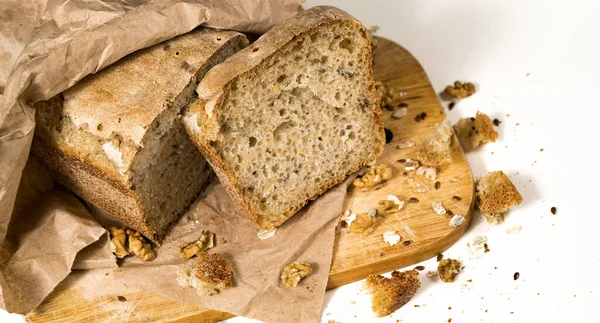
438;259;462;282
476;171;523;224
426;271;438;278
444;81;476;99
177;252;233;296
366;269;421;317
467;236;488;259
506;225;522;234
418;118;455;166
453;112;499;151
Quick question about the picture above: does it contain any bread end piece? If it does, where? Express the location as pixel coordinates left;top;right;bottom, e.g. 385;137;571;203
32;29;248;244
366;269;421;317
184;6;385;230
476;171;523;224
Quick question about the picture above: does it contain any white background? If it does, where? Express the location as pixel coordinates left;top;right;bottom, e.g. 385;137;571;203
3;0;600;322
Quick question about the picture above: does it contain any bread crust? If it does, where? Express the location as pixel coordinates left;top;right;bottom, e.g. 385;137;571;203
185;6;385;229
32;30;249;243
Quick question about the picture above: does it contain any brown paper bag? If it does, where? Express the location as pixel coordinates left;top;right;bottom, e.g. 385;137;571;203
0;0;304;315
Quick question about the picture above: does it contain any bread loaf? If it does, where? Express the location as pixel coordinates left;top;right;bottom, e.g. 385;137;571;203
183;6;385;230
33;29;248;243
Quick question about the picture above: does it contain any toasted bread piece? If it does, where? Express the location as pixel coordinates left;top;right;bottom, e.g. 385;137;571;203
177;252;233;296
476;171;523;224
33;29;248;243
183;6;384;230
365;269;420;317
453;111;498;151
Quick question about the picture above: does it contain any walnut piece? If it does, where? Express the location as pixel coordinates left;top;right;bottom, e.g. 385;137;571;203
281;262;313;287
353;164;393;191
108;226;155;261
126;229;156;262
438;259;462;282
109;227;130;258
375;81;395;110
349;212;375;236
379;195;405;215
444;81;476;99
179;231;216;259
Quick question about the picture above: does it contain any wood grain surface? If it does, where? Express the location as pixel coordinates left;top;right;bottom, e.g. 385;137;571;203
27;37;474;323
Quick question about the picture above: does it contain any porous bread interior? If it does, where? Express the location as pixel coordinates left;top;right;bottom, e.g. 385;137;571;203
453;111;498;151
34;35;246;241
365;269;421;317
208;22;382;227
476;171;523;224
176;253;233;296
418;118;456;166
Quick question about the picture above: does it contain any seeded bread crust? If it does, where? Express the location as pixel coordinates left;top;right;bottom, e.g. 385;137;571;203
184;6;384;230
32;29;249;243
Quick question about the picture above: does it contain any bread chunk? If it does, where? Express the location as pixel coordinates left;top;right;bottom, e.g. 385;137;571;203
453;111;498;151
177;252;233;296
476;171;523;224
418;118;456;166
33;29;248;243
183;6;385;229
366;269;420;317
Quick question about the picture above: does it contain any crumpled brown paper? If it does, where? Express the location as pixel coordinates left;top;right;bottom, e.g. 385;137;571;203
0;0;304;316
113;180;349;323
0;187;107;314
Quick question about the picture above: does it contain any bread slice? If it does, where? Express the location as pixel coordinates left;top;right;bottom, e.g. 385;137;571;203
476;171;523;224
365;269;421;317
453;111;498;151
177;252;233;296
32;29;248;243
182;6;385;230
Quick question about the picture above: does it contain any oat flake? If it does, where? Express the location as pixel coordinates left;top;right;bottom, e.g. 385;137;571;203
383;231;401;246
468;235;488;259
258;228;277;240
506;225;522;234
392;107;408;119
397;140;416;149
449;215;465;227
413;182;430;193
432;201;447;215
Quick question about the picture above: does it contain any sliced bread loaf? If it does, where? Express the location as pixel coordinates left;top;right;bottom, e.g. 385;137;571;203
183;6;385;230
33;29;248;243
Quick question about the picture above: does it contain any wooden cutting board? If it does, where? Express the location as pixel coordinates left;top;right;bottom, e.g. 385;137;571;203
27;37;474;323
